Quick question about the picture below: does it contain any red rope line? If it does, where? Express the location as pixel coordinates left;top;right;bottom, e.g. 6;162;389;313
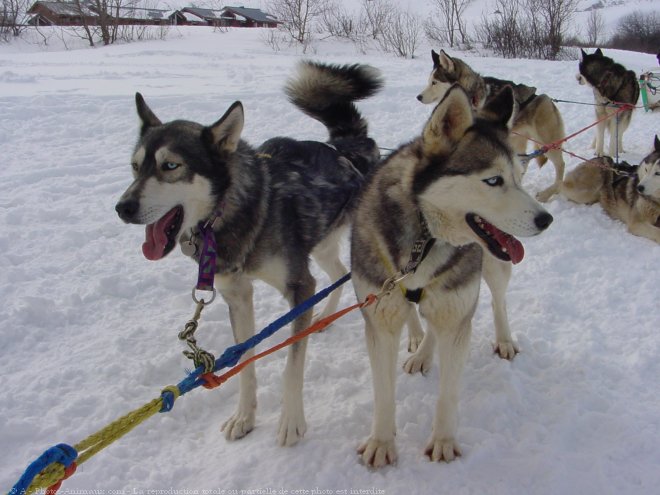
200;294;377;389
513;103;635;170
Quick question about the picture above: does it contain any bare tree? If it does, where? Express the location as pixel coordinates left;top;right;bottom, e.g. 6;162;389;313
266;0;329;48
477;0;578;59
321;1;357;39
1;0;30;40
585;8;605;46
477;0;525;58
70;0;98;46
533;0;579;59
609;10;659;54
425;0;473;47
381;9;421;58
360;0;394;40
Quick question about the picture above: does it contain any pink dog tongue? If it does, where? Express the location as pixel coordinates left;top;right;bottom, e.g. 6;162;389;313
492;229;525;264
142;209;178;261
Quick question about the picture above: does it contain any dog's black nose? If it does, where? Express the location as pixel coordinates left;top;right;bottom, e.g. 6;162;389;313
637;184;645;194
416;94;423;102
535;212;553;231
115;199;138;221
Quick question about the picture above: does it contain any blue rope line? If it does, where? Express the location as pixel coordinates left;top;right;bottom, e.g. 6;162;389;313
10;273;352;494
160;272;352;410
10;443;77;495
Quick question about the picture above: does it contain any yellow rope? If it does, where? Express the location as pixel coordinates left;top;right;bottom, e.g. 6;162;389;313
25;386;181;495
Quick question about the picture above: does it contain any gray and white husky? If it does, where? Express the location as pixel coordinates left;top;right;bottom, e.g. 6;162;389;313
352;85;552;467
577;48;639;158
115;61;383;446
561;135;660;244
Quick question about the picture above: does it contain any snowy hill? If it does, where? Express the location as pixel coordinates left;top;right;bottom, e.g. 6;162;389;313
1;26;659;495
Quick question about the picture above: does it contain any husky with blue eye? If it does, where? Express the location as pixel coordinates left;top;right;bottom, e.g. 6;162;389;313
351;84;552;468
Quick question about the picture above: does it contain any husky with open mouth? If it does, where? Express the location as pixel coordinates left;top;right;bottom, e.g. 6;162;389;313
351;84;552;467
115;61;383;446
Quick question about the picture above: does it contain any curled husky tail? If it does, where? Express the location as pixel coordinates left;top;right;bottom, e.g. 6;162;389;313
285;61;383;141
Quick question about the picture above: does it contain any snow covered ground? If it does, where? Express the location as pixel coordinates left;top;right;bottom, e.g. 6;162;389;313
1;27;659;495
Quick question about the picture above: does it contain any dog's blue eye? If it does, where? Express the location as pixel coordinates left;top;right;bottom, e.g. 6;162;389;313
162;162;180;171
483;176;503;187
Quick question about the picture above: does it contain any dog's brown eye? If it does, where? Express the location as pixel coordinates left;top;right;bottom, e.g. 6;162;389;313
131;162;138;171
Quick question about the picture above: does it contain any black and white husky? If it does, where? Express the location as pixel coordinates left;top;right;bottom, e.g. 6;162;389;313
115;61;383;446
351;85;552;467
577;49;639;157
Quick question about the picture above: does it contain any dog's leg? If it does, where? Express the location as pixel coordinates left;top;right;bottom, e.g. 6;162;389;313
278;268;316;446
357;289;409;468
421;283;478;463
403;316;435;374
311;229;347;323
218;275;258;441
608;117;618;157
594;113;606;157
534;104;566;202
358;318;404;468
536;148;565;202
615;110;632;155
425;318;471;462
406;310;425;353
482;255;518;360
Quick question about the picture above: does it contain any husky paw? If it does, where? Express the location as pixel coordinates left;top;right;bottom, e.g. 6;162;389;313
358;438;397;468
493;341;519;360
277;410;307;447
424;437;462;463
222;410;256;441
403;352;433;375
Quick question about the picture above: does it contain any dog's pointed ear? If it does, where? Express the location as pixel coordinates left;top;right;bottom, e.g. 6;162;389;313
580;48;587;59
422;84;473;156
431;49;440;68
204;101;244;154
135;92;162;135
479;85;515;129
654;135;660;152
438;50;455;73
595;48;603;56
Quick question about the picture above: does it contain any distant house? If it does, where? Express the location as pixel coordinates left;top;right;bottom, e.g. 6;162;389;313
171;6;278;28
174;7;225;26
26;1;170;26
25;2;278;28
27;1;97;27
219;6;279;28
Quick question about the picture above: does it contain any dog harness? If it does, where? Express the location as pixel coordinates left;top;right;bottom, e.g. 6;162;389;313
378;211;435;305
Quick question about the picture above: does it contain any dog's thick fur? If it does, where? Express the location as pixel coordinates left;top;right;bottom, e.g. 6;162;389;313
417;49;567;203
577;48;640;157
352;85;552;468
115;61;383;446
561;136;660;244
